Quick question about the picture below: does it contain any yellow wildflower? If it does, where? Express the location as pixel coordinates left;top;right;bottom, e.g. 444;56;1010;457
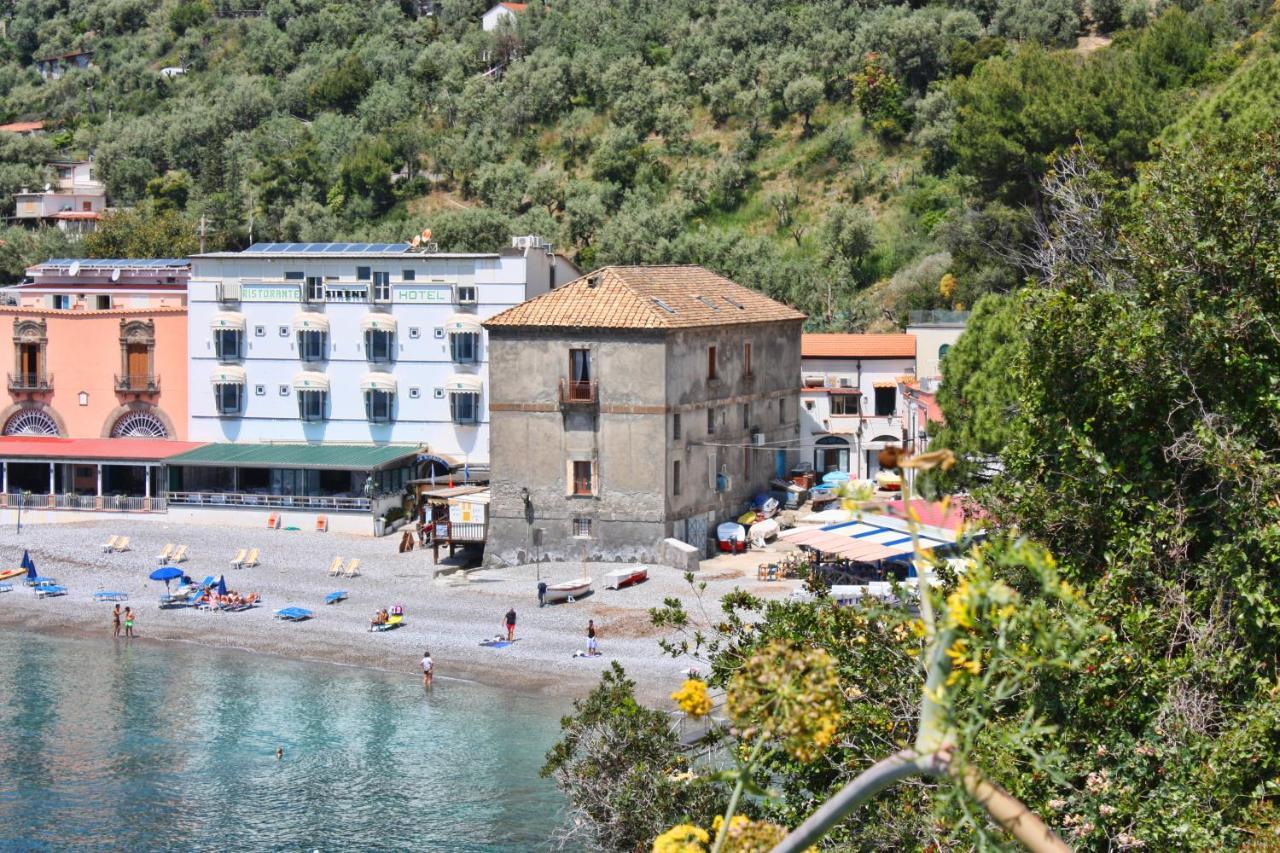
727;639;843;762
653;824;710;853
717;816;788;852
671;679;713;718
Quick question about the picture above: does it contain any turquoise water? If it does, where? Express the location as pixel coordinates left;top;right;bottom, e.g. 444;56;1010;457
0;631;571;851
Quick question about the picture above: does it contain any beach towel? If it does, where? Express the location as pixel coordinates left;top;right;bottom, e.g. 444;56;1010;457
479;639;512;648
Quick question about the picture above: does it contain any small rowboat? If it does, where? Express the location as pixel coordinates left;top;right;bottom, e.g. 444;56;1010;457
0;568;24;582
605;567;647;590
544;577;592;603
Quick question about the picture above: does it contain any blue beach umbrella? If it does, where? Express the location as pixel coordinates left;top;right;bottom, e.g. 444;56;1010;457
150;565;183;592
21;550;35;579
216;576;227;596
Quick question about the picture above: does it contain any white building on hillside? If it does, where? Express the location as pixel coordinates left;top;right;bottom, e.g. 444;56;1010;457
481;1;526;30
906;309;969;380
799;334;916;480
185;237;577;477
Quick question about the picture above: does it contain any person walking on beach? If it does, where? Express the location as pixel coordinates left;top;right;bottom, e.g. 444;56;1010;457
504;608;517;642
587;620;599;656
537;581;547;608
112;604;122;638
123;607;135;638
421;650;434;687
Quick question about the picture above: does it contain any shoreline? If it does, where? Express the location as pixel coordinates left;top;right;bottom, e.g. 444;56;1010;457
0;519;802;709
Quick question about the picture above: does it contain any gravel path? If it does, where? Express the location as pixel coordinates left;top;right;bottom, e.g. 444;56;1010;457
0;519;802;705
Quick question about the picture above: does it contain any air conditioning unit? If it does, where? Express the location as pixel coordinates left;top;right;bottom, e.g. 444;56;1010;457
803;373;824;387
751;431;765;446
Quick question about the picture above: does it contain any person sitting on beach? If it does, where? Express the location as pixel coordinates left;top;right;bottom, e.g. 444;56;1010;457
390;603;403;617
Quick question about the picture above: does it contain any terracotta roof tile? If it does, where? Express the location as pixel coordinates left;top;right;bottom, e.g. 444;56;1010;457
484;265;806;331
802;333;916;358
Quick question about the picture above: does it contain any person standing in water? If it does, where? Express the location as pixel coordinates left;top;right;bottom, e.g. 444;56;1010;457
421;650;434;687
123;607;135;638
112;604;122;638
504;608;517;642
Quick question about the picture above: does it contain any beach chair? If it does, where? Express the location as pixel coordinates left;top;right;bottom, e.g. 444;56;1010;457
36;584;67;598
171;544;188;563
327;556;343;576
274;606;313;622
341;558;361;578
316;515;328;532
324;590;347;605
112;536;130;553
0;582;12;593
242;548;260;568
156;543;174;564
230;548;247;569
100;534;120;553
267;513;280;530
93;591;127;602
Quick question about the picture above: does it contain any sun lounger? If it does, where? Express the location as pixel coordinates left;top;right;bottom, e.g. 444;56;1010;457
327;556;343;576
267;513;281;529
274;606;313;622
324;590;347;605
100;535;120;553
0;582;12;593
35;584;67;598
112;537;130;553
230;548;247;569
242;548;260;568
93;591;128;602
156;543;174;564
25;575;56;587
316;515;328;532
341;558;360;578
171;545;188;563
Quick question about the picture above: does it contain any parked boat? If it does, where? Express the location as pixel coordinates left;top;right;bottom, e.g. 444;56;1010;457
751;493;780;518
604;567;648;590
544;577;592;603
716;521;748;553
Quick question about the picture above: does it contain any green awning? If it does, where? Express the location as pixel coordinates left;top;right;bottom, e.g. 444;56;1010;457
163;443;421;471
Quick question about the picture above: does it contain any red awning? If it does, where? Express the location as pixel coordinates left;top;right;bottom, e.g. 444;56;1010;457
0;437;204;462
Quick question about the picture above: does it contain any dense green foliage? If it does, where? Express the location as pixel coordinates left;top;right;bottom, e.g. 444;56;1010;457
0;0;1270;325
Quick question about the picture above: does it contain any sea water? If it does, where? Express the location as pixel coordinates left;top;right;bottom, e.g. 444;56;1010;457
0;631;571;851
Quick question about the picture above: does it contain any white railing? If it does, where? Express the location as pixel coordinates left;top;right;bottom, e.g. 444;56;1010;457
165;491;371;512
1;493;166;512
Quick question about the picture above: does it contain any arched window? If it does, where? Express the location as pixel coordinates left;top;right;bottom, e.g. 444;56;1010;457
938;343;951;361
111;410;168;438
814;435;850;474
4;408;58;436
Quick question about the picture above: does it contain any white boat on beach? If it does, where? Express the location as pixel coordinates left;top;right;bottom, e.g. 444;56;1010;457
544;577;592;603
604;567;647;590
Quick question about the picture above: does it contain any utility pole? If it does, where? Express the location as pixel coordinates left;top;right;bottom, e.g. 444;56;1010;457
198;215;206;253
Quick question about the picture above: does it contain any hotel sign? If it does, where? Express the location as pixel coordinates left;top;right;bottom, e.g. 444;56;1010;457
393;285;451;304
241;283;301;302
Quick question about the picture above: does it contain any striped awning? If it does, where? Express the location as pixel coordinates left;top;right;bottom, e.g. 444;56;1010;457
210;365;246;386
873;381;898;389
293;312;330;333
210;311;246;331
360;314;398;333
444;313;482;334
787;520;950;560
293;371;330;392
360;372;397;393
444;373;482;394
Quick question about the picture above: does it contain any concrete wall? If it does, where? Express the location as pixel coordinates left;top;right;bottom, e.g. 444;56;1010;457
906;324;966;379
0;307;188;440
485;328;669;565
485;319;802;566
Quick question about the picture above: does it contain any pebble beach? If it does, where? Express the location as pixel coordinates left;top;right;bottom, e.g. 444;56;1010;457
0;519;801;704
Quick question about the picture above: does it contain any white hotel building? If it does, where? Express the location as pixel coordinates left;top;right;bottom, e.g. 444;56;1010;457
185;238;576;475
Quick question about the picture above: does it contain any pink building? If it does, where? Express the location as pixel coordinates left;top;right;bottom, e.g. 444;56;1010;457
0;258;190;507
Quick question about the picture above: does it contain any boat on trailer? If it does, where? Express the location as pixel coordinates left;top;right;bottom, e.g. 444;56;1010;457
544;577;592;603
604;567;647;590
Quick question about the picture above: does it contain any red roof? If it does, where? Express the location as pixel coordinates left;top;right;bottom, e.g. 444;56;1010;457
802;334;916;359
0;437;204;462
499;2;528;9
0;121;43;133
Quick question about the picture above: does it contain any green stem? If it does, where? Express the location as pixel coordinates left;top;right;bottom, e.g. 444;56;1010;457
709;736;766;853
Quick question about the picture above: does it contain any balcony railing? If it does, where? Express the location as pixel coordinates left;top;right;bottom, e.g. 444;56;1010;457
8;372;52;392
429;519;487;543
0;493;165;512
165;491;372;512
558;378;597;406
115;374;160;393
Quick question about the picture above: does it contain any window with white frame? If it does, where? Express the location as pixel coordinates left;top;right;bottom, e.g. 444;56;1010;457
215;383;242;414
305;276;324;302
449;331;477;363
365;329;393;363
365;390;393;422
373;271;391;302
450;391;478;423
214;329;242;361
297;389;326;421
298;330;326;362
455;284;477;304
572;517;592;538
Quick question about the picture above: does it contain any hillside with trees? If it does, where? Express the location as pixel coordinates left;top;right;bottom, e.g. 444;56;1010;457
0;0;1273;327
